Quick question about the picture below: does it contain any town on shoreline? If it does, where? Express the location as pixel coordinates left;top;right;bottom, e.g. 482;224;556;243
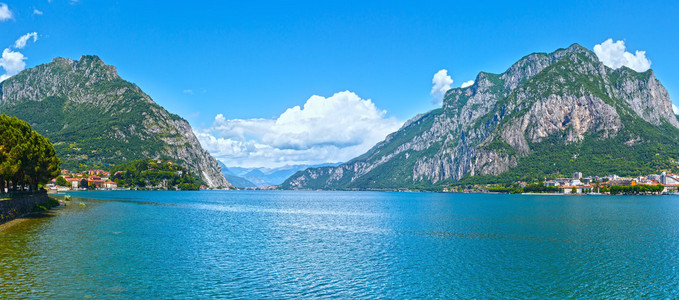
43;159;210;192
446;172;679;195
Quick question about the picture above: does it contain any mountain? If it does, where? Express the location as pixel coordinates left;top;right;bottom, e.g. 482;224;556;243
0;55;230;188
218;161;257;188
282;44;679;190
226;163;342;187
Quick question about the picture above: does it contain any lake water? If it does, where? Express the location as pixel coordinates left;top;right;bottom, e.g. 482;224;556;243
1;191;679;298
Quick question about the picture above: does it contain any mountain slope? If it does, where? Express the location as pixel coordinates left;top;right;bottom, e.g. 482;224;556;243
227;163;342;187
283;44;679;190
0;55;230;188
218;162;257;188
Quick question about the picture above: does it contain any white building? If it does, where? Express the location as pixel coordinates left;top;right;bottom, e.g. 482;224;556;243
660;172;679;185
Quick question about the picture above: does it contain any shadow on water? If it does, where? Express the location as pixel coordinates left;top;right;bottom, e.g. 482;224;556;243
19;210;57;220
54;193;179;208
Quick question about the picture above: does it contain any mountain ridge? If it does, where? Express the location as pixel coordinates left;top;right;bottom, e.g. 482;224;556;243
0;55;231;188
282;43;679;190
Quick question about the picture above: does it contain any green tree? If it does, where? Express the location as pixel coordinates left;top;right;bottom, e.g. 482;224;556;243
0;114;61;192
56;176;67;186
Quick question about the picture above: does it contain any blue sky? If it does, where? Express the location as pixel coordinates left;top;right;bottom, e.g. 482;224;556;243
2;0;679;167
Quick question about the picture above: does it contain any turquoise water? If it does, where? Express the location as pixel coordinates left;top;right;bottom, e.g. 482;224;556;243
1;191;679;298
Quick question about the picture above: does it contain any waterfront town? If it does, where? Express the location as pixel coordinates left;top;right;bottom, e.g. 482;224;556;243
42;159;208;192
446;172;679;195
45;168;121;192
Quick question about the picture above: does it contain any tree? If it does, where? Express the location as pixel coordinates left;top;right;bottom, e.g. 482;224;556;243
56;176;67;186
0;114;61;192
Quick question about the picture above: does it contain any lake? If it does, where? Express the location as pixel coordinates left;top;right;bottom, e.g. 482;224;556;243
1;191;679;298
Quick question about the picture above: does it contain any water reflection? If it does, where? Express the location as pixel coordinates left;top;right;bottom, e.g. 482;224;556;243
0;191;678;298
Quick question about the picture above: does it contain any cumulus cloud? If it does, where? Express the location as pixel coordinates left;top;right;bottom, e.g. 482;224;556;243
431;69;453;104
195;91;402;168
460;80;474;88
0;33;40;82
593;39;651;72
0;49;26;82
33;8;43;15
673;103;679;115
0;3;12;21
14;32;38;49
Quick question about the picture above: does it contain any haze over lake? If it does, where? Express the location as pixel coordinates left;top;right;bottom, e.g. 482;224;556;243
2;191;679;298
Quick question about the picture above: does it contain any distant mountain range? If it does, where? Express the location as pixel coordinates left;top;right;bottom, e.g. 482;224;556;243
219;162;341;188
283;44;679;190
0;55;230;188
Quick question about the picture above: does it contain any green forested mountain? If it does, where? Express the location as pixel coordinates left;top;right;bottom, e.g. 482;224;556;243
283;44;679;190
0;56;230;188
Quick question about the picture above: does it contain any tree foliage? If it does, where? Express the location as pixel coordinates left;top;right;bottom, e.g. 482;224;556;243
0;114;61;192
609;184;664;195
111;159;203;190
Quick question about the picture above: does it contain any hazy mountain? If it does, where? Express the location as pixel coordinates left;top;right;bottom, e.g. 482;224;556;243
0;55;230;188
226;163;342;187
218;161;257;188
283;44;679;190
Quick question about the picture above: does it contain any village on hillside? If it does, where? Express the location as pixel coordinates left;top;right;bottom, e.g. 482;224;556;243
447;172;679;195
46;168;120;192
45;160;208;191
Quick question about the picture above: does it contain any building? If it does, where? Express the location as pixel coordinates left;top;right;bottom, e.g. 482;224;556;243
561;185;593;194
555;178;571;185
573;172;583;180
648;174;661;182
103;181;117;189
89;169;107;176
69;178;80;188
660;172;679;185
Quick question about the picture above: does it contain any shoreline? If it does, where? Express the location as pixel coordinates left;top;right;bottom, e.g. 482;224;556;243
0;209;57;232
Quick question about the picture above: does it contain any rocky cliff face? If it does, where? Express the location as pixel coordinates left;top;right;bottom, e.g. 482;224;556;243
283;44;679;189
0;55;230;188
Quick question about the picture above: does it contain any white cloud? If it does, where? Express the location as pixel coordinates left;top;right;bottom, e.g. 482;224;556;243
431;69;453;104
195;91;402;168
673;103;679;115
14;32;38;49
33;8;43;15
183;89;194;94
0;48;26;82
0;3;12;21
593;39;651;72
460;80;474;88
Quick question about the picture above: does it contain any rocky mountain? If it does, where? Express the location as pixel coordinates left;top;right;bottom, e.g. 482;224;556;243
0;55;230;188
283;44;679;190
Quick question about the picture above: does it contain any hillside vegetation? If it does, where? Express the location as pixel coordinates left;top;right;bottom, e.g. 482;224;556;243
111;159;204;190
283;44;679;190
